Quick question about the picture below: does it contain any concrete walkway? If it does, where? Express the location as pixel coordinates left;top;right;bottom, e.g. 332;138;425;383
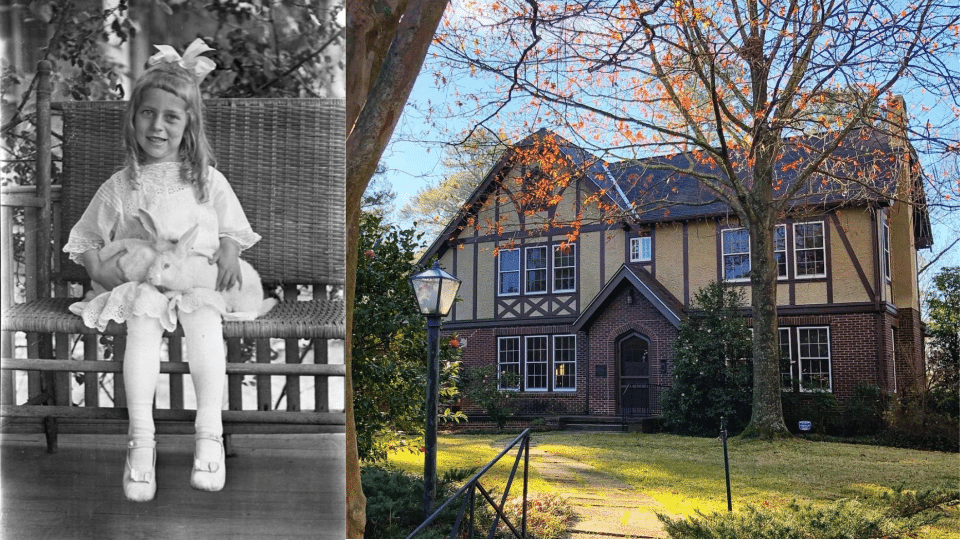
526;440;671;539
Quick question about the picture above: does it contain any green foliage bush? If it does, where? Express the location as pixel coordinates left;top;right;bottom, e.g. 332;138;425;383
882;392;959;452
353;213;465;461
661;282;753;436
658;493;948;539
362;464;574;539
461;366;519;429
782;383;887;437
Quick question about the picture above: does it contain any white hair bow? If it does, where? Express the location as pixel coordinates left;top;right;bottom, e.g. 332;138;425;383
147;38;216;82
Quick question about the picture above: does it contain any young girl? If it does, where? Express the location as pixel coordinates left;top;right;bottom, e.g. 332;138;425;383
63;40;260;502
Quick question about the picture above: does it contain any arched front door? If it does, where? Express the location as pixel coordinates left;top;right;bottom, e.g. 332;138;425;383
619;335;650;416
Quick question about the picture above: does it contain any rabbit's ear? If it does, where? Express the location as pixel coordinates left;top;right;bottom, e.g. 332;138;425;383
138;209;159;238
178;223;201;254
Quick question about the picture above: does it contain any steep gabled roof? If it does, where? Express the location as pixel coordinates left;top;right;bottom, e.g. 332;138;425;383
421;126;932;263
573;263;687;331
419;129;626;263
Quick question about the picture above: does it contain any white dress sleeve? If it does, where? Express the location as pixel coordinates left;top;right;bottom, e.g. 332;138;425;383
62;173;126;265
207;167;260;251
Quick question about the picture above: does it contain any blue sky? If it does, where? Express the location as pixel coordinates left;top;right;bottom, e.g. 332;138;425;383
376;17;959;277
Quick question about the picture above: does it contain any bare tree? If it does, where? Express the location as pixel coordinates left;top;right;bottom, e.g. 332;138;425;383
419;0;959;438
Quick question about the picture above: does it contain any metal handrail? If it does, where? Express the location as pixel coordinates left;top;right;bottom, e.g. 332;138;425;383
407;428;532;539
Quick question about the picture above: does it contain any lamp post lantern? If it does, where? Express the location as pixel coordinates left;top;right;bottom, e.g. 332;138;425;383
409;261;461;520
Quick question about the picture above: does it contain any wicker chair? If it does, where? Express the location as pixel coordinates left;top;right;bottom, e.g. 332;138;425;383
1;62;346;452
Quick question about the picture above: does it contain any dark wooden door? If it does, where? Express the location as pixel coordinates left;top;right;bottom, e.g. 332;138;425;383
619;336;650;416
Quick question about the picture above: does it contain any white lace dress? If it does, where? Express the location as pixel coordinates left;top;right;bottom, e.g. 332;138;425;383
63;162;260;332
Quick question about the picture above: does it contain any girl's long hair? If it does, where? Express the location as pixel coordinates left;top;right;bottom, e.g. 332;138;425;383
123;63;215;202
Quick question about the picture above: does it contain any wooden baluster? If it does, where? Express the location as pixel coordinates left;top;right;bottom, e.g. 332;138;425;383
313;282;329;413
1;203;14;405
227;338;243;411
168;334;184;410
113;336;127;408
256;339;272;411
83;335;98;407
284;285;300;412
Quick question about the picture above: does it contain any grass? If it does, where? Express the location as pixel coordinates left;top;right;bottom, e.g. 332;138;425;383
386;431;959;538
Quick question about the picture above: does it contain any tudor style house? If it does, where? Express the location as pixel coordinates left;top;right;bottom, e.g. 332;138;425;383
421;113;932;421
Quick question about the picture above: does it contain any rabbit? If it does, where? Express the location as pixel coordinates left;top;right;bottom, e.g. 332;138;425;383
90;209;175;296
145;222;276;318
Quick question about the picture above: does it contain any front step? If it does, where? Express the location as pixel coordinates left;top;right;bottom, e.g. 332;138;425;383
562;423;626;433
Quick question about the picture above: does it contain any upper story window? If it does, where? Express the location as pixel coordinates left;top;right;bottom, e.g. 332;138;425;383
525;246;548;294
882;219;891;282
794;222;826;278
554;245;577;292
498;242;577;296
630;235;652;262
498;249;520;296
774;225;787;278
722;228;751;281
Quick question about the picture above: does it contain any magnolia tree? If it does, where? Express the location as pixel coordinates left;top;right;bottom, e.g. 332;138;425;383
409;0;960;438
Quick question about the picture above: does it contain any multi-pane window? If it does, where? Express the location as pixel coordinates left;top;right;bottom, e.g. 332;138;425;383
882;219;891;281
553;335;577;391
525;246;547;294
774;225;788;278
554;245;576;292
630;236;652;262
779;327;793;390
498;249;520;296
798;327;831;391
525;336;549;391
794;222;826;277
496;334;577;392
722;228;751;281
497;337;521;390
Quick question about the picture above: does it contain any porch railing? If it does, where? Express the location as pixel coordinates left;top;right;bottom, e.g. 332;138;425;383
407;428;532;539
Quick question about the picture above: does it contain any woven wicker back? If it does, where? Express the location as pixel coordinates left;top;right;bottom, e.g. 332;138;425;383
58;98;345;286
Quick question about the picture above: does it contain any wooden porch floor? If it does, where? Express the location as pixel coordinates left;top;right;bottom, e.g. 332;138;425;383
0;432;345;539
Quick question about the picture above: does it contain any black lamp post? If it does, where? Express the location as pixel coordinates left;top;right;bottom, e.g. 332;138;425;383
409;261;461;520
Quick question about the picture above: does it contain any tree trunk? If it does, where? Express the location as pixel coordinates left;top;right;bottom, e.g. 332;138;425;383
346;1;451;536
739;136;791;440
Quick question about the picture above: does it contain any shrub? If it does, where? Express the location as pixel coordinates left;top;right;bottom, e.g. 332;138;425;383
461;366;519;429
658;496;944;539
882;393;959;452
362;464;474;538
661;282;753;436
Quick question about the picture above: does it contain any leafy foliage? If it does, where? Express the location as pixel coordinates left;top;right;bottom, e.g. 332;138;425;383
361;464;474;539
658;483;957;539
926;266;959;392
661;282;753;436
460;366;519;429
352;212;464;462
658;497;943;539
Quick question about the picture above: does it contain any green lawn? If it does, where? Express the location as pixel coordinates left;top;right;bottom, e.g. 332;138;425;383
387;431;959;538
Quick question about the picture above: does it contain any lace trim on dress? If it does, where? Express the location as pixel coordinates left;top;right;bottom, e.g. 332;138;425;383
63;239;103;265
70;283;229;333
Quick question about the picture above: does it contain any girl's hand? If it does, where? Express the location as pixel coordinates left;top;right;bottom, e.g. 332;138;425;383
81;248;127;290
211;237;242;291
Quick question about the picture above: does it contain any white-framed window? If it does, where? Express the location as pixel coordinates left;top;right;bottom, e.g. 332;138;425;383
525;336;549;391
498;249;520;296
779;327;793;390
774;225;788;278
553;335;577;391
497;337;521;390
553;245;577;292
797;326;831;391
722;228;751;281
525;246;548;294
630;235;652;262
882;218;891;282
794;222;826;278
